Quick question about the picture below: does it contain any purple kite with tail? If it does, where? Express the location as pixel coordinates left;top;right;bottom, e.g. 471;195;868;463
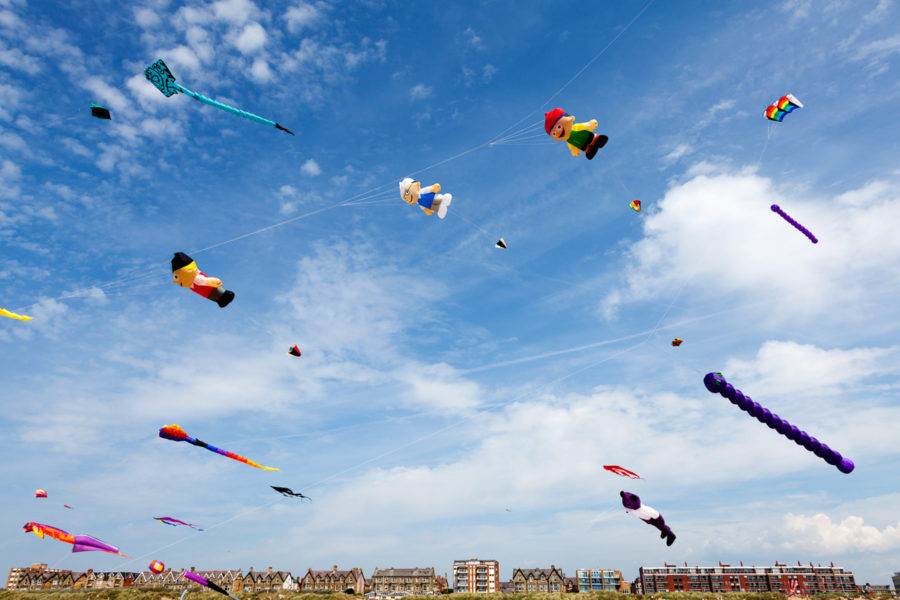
620;491;676;546
771;204;818;243
183;570;241;600
703;372;853;473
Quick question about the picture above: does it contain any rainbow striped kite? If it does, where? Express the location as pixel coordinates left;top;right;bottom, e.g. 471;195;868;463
765;94;803;122
159;424;279;471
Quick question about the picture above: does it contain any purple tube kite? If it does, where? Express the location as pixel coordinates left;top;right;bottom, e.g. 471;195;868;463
771;204;818;243
703;372;853;473
183;570;241;600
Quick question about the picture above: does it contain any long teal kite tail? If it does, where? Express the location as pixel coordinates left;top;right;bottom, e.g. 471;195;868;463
176;85;275;126
144;58;293;134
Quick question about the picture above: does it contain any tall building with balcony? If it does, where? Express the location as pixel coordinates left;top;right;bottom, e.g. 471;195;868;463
576;569;626;592
892;573;900;593
639;562;857;594
453;559;499;593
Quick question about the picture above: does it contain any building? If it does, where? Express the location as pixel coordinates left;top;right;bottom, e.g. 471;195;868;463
639;561;857;594
862;584;892;593
576;569;626;592
511;567;566;593
453;559;499;593
300;566;366;594
631;577;643;595
237;567;292;593
370;567;437;596
7;565;72;590
892;573;900;593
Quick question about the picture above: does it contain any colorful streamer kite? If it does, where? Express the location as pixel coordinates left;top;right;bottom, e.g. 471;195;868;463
144;59;294;135
1;307;32;321
765;94;803;122
630;200;641;213
159;424;279;471
155;516;204;530
603;465;642;479
34;489;47;498
183;570;241;600
771;204;818;243
703;372;853;473
23;522;130;557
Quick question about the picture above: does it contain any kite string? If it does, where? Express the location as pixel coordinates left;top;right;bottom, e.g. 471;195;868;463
487;0;658;145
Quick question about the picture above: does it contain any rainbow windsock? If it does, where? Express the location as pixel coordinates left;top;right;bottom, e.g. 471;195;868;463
159;424;279;471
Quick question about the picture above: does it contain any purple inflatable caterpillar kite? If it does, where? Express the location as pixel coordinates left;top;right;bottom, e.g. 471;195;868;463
703;372;853;473
771;204;818;244
620;491;676;546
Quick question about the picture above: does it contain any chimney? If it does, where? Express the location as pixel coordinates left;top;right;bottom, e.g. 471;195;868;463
334;566;338;573
268;567;273;575
250;567;254;572
191;567;196;572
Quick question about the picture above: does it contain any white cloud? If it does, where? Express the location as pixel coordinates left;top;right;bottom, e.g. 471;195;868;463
462;26;484;50
80;76;133;116
601;171;900;323
160;44;203;74
0;42;41;74
0;82;23;121
234;21;267;54
300;158;321;176
284;1;322;32
211;0;258;24
410;83;432;100
782;514;900;553
133;6;161;28
185;25;215;63
723;340;899;398
249;57;274;82
662;142;692;164
0;158;21;199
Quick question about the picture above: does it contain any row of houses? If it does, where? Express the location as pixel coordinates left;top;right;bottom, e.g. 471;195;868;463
7;560;878;596
5;564;438;595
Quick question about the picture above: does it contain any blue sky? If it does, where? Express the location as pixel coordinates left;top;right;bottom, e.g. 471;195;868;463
3;0;900;588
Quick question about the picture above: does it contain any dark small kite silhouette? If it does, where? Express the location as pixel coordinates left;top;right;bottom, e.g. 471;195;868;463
90;104;111;120
495;238;507;249
271;486;311;501
288;345;301;357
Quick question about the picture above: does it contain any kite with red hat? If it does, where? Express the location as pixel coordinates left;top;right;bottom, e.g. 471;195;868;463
544;108;607;160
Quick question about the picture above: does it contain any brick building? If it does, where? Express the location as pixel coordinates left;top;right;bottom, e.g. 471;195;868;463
299;565;366;594
576;569;627;592
453;558;499;593
639;561;857;594
370;567;437;596
511;567;566;593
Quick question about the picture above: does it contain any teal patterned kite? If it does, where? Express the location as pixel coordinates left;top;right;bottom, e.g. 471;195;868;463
144;59;294;135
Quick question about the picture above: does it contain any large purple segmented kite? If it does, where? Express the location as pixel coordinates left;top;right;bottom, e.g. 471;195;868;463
703;372;853;473
771;204;818;243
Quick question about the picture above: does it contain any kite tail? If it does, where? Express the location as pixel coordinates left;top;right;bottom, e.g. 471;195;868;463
176;84;288;131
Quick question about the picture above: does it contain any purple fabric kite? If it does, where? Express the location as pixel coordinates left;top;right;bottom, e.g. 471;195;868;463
183;570;241;600
155;516;203;530
703;372;853;473
620;491;676;546
771;204;818;243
